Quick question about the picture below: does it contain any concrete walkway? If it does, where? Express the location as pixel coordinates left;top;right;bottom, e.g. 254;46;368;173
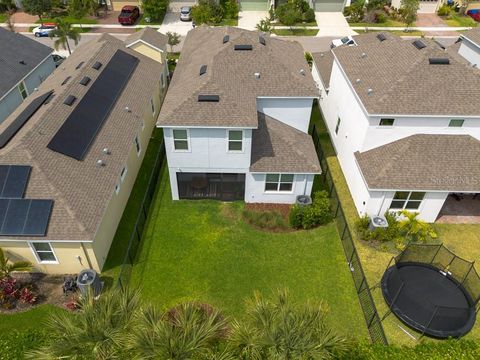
238;11;268;30
315;12;357;37
158;12;193;36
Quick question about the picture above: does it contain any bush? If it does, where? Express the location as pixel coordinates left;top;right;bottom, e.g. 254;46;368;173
437;4;452;16
243;209;289;230
141;0;168;22
275;0;314;25
223;0;238;19
0;329;50;360
289;191;332;230
191;0;225;25
303;8;316;22
349;1;365;22
355;212;401;243
375;11;387;23
366;0;388;11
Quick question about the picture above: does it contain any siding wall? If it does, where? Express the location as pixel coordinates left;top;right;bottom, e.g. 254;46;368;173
458;41;480;68
256;97;314;133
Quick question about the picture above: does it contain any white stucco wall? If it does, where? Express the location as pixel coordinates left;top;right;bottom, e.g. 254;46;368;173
245;173;315;204
458;40;480;68
256;97;315;133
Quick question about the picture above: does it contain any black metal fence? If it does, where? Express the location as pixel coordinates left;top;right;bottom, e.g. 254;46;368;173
116;140;166;290
311;124;388;345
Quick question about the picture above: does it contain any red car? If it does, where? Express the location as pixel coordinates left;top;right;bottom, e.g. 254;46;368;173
118;6;140;25
467;9;480;22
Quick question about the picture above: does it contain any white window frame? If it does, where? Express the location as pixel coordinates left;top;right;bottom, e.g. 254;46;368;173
134;136;141;156
389;191;425;211
226;129;244;153
115;183;121;195
161;73;165;88
29;242;58;264
120;166;128;183
335;117;341;135
18;81;28;100
264;173;295;193
172;128;190;152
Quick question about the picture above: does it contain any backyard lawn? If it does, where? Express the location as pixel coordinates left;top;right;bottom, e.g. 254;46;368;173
311;103;480;345
130;167;368;339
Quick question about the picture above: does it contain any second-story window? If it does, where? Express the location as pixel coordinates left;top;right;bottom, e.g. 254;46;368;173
335;117;341;135
228;130;243;152
18;82;28;100
151;99;155;116
173;129;189;151
379;118;395;126
449;119;464;127
135;136;141;156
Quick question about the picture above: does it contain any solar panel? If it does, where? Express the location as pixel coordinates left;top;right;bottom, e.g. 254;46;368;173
429;57;450;65
92;61;102;70
0;165;31;198
199;65;207;76
0;199;53;236
198;95;219;102
47;50;139;160
223;35;229;44
234;44;252;51
377;33;387;42
413;40;426;49
259;36;266;45
0;91;53;149
63;95;76;106
79;76;91;86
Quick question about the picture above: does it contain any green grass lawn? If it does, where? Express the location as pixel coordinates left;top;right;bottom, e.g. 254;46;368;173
444;14;478;27
311;103;480;345
217;18;238;26
35;16;98;24
349;19;408;27
272;21;318;27
130;167;368;339
0;13;7;23
273;28;319;36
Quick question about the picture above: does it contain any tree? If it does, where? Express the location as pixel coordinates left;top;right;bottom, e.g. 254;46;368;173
398;210;437;244
49;18;81;55
128;302;229;359
26;288;140;360
68;0;88;20
400;0;419;28
142;0;168;22
229;290;348;359
0;247;32;279
21;0;52;25
166;31;180;53
256;18;272;33
191;0;225;25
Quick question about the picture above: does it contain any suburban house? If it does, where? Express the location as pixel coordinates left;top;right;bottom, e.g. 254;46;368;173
0;28;55;125
311;32;480;223
458;28;480;68
0;28;168;274
158;27;320;203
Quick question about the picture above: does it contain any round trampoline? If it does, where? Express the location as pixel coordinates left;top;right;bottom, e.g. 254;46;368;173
381;244;480;339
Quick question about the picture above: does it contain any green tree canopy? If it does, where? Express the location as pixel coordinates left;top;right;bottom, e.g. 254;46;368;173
21;0;52;24
48;18;81;55
400;0;420;27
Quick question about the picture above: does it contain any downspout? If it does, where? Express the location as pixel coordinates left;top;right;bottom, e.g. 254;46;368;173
81;242;94;270
377;191;387;216
303;174;308;195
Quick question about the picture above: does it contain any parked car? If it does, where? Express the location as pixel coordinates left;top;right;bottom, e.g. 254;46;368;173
52;54;66;67
118;5;140;25
180;6;192;21
32;23;57;37
331;36;356;49
467;9;480;22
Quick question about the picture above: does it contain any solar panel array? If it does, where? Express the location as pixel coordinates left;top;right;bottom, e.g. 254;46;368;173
0;166;31;198
47;50;139;160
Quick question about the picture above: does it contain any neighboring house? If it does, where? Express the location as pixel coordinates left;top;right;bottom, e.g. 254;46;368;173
0;28;168;274
158;27;320;203
391;0;441;13
458;28;480;68
311;32;480;223
0;28;55;125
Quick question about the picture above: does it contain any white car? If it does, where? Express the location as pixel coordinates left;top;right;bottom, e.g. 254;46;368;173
32;23;57;37
330;36;356;49
180;6;192;21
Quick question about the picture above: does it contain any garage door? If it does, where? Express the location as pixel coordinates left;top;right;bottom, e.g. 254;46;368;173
314;0;345;12
241;0;270;11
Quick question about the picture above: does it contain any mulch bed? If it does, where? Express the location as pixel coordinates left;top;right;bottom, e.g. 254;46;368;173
245;203;291;221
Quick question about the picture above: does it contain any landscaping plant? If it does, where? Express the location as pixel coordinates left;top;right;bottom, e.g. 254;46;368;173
191;0;225;25
49;18;81;55
21;0;53;25
242;208;289;230
142;0;169;22
274;0;315;26
289;190;332;229
256;17;272;33
400;0;419;28
397;210;437;244
166;31;180;53
0;247;32;279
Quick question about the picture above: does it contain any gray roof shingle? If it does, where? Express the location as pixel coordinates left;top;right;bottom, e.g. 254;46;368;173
125;27;168;51
355;134;480;192
0;28;53;99
461;28;480;48
158;27;318;128
250;113;321;174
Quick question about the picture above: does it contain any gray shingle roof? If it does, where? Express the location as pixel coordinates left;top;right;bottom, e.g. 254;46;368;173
0;33;163;241
250;113;321;174
158;27;318;128
329;33;480;116
312;51;333;89
0;28;53;99
461;28;480;48
355;134;480;192
125;27;168;51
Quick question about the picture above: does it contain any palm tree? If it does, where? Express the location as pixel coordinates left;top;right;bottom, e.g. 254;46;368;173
49;18;81;55
0;247;32;279
398;210;437;243
128;302;229;359
26;287;140;360
229;290;348;359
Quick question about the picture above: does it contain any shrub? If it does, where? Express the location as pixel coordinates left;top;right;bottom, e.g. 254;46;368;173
375;11;387;23
275;0;314;25
343;5;352;17
0;277;38;309
141;0;169;22
437;4;452;16
303;8;316;22
243;209;289;230
289;191;332;230
349;1;365;22
366;0;388;11
223;0;239;19
191;0;225;25
0;330;50;360
355;212;401;243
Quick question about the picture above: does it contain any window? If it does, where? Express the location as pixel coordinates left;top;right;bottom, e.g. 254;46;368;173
335;117;341;135
18;82;28;100
265;174;294;192
379;118;395;126
449;119;464;127
390;191;425;210
160;73;165;88
115;183;120;195
173;129;189;151
134;136;141;156
30;242;57;263
120;166;127;182
150;99;155;116
227;130;243;152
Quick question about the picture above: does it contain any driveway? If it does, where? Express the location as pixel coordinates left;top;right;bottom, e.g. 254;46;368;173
158;1;195;36
315;12;357;37
238;11;268;30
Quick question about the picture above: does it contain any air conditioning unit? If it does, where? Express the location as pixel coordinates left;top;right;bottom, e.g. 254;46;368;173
296;195;312;206
368;215;389;231
77;269;103;297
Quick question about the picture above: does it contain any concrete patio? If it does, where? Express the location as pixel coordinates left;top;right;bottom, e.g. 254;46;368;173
436;194;480;224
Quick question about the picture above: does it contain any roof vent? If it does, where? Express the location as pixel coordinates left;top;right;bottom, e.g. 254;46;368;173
92;61;102;70
199;65;207;76
198;95;219;102
234;44;253;51
79;76;91;86
75;62;84;70
355;78;361;84
254;72;261;79
299;69;305;76
19;60;26;65
376;33;387;42
320;53;324;57
96;159;105;167
223;35;230;44
63;95;76;106
412;40;426;50
61;76;71;86
124;106;131;113
429;57;450;65
259;36;266;45
367;88;373;95
361;52;367;58
102;148;111;155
